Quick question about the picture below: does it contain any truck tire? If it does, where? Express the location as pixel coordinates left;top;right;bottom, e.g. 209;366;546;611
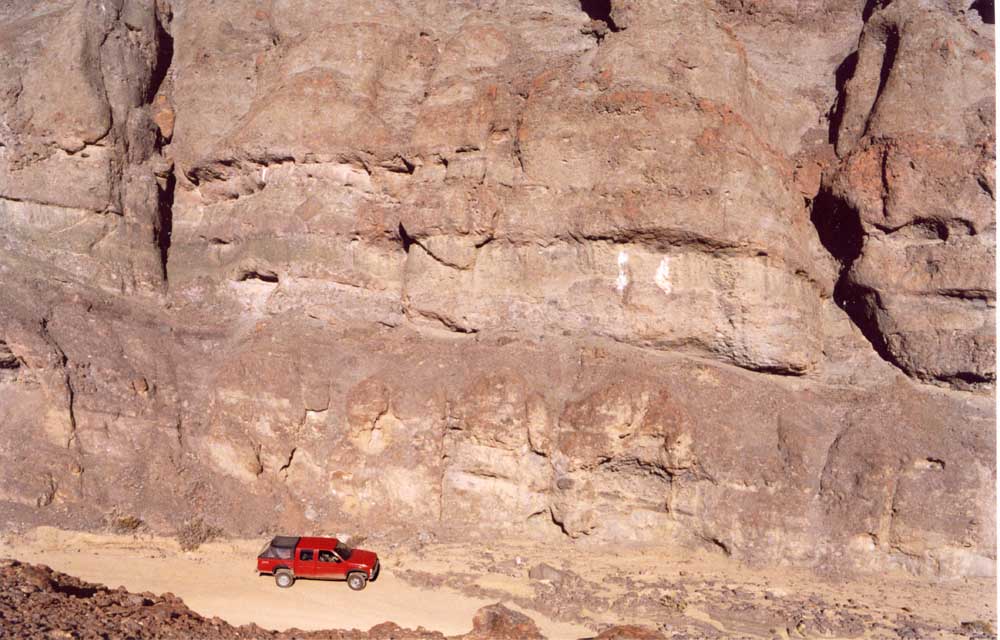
347;572;367;591
275;569;294;588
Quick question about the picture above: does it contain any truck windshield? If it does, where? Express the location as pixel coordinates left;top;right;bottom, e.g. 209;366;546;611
335;542;352;560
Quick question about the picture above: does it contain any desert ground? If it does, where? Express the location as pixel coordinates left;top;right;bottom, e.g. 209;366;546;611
3;527;994;639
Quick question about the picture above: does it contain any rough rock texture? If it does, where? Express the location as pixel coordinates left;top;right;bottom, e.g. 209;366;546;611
0;0;994;577
820;0;996;387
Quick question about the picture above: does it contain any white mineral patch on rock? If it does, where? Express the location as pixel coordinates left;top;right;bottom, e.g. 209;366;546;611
615;251;629;295
654;256;672;294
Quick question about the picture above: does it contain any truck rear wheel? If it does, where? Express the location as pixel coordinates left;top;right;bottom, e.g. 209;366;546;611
347;572;367;591
275;569;294;588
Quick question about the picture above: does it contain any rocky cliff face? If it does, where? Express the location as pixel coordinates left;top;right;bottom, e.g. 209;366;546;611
0;0;994;576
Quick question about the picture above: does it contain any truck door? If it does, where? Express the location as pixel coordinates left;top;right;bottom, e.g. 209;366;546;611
295;548;316;577
316;549;346;579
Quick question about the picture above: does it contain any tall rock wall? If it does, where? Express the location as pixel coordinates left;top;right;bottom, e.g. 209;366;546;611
0;0;994;576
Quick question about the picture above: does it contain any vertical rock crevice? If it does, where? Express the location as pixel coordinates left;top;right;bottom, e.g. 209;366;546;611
151;4;176;287
148;9;175;104
814;3;907;377
828;51;859;145
813;16;911;377
156;170;175;285
811;190;898;367
398;223;414;253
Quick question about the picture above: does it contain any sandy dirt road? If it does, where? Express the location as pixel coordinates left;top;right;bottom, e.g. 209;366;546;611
3;527;587;637
3;527;996;639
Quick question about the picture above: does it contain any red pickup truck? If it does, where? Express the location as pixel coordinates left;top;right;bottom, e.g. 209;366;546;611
257;536;380;591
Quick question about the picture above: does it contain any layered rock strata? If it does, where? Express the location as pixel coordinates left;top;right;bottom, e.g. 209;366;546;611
0;0;994;576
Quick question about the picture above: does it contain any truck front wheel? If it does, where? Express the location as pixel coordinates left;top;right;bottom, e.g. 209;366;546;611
275;570;294;588
347;572;367;591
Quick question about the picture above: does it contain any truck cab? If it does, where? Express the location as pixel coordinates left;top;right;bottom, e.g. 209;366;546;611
257;535;380;591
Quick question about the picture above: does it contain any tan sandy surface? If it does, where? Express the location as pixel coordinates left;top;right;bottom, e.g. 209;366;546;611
2;527;586;637
3;527;996;639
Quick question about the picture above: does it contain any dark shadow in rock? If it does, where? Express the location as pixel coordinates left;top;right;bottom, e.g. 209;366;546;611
810;189;897;370
580;0;619;31
828;51;858;146
970;0;995;24
237;269;279;283
398;223;414;253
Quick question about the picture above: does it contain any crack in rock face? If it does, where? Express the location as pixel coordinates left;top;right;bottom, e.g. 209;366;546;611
0;0;994;580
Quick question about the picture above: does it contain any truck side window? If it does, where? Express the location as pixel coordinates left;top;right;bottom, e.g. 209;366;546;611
318;550;339;563
300;549;314;561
